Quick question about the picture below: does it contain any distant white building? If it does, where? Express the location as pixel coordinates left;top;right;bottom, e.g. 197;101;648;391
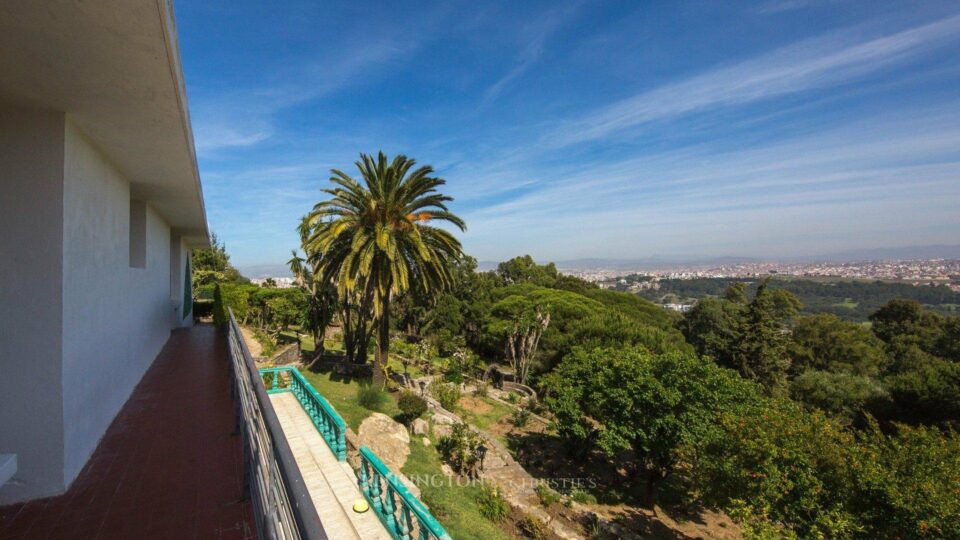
251;276;297;288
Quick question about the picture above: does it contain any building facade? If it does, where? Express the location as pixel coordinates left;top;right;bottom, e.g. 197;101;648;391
0;0;209;504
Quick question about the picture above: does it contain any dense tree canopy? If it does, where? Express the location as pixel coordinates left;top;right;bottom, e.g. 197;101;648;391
542;346;760;502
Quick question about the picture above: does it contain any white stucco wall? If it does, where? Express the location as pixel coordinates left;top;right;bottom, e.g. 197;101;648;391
0;107;67;504
60;120;177;482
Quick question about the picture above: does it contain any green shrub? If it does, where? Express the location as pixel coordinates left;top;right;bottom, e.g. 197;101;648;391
511;406;531;428
398;391;428;425
212;284;227;327
475;482;509;522
474;381;489;397
534;483;560;506
586;515;607;540
437;423;483;475
430;382;461;412
569;489;597;505
851;421;960;538
356;383;389;412
518;515;546;539
506;392;520;404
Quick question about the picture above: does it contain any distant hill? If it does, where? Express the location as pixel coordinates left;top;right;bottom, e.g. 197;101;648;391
803;244;960;262
480;244;960;272
635;277;960;321
257;244;960;278
479;256;763;272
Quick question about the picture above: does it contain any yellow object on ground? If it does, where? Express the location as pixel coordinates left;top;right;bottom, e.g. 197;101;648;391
353;499;370;513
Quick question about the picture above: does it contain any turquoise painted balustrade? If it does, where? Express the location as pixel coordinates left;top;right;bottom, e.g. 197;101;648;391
258;366;348;461
359;446;451;540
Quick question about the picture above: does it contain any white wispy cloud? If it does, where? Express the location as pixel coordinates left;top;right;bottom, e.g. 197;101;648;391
752;0;839;15
456;104;960;259
190;35;429;157
545;14;960;147
480;2;581;106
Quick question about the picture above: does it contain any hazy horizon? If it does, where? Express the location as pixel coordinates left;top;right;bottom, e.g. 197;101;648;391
236;242;960;278
177;2;960;269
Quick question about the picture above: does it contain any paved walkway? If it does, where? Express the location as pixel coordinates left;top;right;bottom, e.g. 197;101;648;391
270;393;390;540
0;325;254;539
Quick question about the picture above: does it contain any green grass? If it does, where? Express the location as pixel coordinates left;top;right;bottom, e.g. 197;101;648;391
387;355;423;378
402;433;511;540
458;396;514;431
299;370;400;431
832;299;859;309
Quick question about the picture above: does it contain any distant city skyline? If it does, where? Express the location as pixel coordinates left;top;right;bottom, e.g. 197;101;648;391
177;1;960;269
238;243;960;279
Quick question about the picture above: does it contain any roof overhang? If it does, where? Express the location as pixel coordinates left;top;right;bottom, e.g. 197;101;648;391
0;0;209;247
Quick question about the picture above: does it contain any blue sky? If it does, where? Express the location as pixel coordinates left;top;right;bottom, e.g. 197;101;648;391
176;0;960;273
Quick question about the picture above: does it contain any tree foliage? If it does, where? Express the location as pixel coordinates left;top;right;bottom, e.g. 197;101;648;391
191;232;244;292
681;279;800;392
303;152;465;382
542;346;759;502
789;314;888;377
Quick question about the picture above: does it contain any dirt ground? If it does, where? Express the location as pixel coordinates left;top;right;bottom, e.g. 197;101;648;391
459;395;494;414
239;325;263;357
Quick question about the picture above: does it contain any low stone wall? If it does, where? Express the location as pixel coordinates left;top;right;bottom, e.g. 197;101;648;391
501;381;537;400
271;343;300;365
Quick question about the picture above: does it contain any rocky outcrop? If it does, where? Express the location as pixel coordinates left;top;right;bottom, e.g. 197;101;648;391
357;413;410;471
411;418;429;436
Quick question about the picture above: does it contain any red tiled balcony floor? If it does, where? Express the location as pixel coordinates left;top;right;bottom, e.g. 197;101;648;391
0;325;255;539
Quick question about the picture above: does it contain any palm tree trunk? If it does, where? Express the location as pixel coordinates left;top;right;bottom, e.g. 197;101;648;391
373;295;391;388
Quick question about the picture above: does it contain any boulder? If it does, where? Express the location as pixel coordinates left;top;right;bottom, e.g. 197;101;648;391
433;423;453;439
357;413;410;471
432;413;455;425
412;418;429;436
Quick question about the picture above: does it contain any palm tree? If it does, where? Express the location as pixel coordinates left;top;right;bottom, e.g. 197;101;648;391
304;152;466;384
289;244;337;367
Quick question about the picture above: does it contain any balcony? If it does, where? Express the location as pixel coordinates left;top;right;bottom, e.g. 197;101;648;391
0;311;448;539
0;325;254;539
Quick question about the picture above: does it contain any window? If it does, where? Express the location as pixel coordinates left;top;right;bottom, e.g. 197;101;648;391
129;199;146;268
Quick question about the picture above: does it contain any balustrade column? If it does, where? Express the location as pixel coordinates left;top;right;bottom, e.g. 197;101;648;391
359;459;371;497
369;469;383;514
320;405;333;444
397;501;413;540
335;428;346;460
383;484;399;535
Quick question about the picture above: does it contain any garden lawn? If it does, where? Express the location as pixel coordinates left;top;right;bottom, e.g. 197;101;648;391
402;433;510;540
387;355;423;378
299;370;399;431
458;395;514;431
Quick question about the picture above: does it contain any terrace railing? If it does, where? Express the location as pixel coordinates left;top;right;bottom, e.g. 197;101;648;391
253;365;450;539
258;366;348;461
227;310;328;540
359;446;452;540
